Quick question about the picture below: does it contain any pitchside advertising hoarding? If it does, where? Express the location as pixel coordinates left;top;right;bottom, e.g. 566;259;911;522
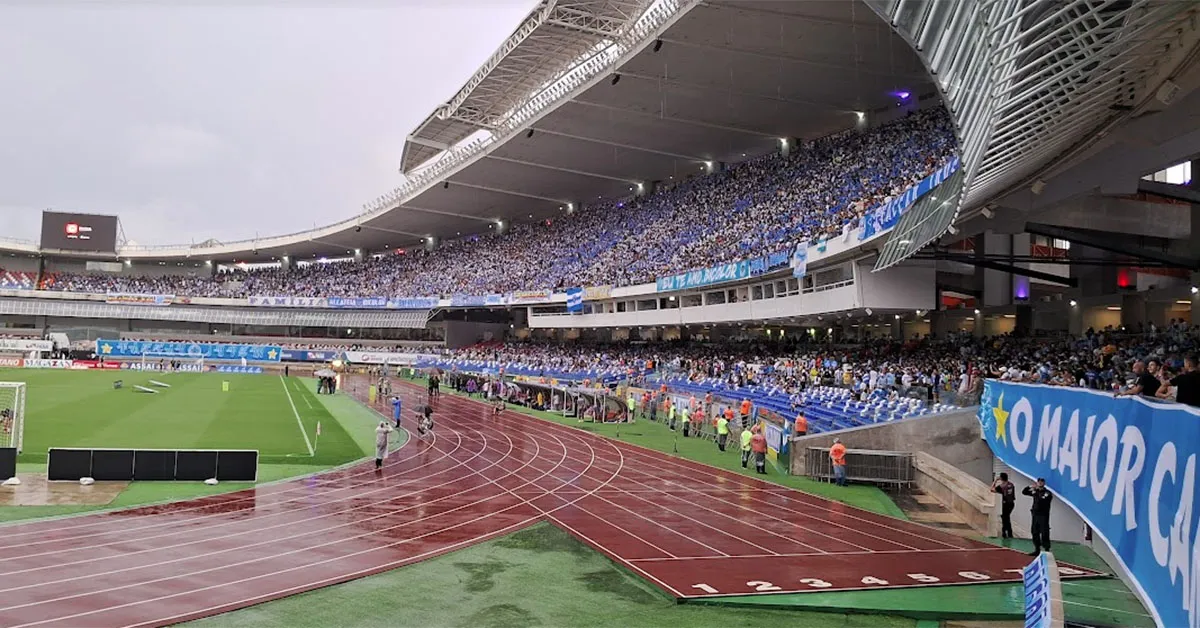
40;211;119;253
979;380;1200;628
95;339;283;362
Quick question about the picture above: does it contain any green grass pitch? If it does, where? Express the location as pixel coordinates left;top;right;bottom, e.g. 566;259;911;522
0;369;364;467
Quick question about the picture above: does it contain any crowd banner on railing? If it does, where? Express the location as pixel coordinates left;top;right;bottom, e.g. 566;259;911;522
95;339;283;362
106;293;174;306
450;295;488;307
0;338;53;352
791;244;808;279
860;156;960;241
565;288;584;313
583;285;612;301
979;380;1199;628
216;365;264;374
484;294;506;306
248;296;329;308
509;290;553;304
655;249;790;292
247;296;437;309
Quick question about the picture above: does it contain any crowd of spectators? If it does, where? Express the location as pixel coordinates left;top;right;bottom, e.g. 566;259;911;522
34;107;956;298
433;320;1200;408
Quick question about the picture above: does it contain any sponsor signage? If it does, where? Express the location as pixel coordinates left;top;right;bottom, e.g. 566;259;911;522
279;350;339;362
509;290;553;304
23;359;73;369
0;339;53;352
0;358;23;368
106;293;174;306
859;156;960;241
217;365;264;374
980;380;1199;628
655;249;791;292
1022;553;1063;628
343;351;438;365
95;339;282;362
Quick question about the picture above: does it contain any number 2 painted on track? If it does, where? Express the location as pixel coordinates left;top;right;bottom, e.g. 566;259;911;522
692;583;719;594
747;581;781;592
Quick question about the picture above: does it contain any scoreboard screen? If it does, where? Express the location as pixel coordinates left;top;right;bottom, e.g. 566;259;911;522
40;211;119;253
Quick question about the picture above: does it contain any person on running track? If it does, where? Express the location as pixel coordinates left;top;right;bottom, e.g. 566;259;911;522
417;404;434;435
391;395;403;428
374;421;393;470
750;425;768;474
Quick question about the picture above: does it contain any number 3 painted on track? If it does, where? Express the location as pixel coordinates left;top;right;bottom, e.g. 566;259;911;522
800;578;832;588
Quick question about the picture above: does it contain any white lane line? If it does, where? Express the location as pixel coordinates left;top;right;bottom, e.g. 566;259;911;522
281;376;314;456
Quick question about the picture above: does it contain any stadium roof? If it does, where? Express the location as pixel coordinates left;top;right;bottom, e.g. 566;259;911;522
8;0;934;262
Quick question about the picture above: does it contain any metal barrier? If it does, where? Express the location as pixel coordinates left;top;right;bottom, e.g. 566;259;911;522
803;447;913;491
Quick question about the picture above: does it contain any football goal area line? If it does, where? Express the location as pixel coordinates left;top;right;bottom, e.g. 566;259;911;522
279;376;315;457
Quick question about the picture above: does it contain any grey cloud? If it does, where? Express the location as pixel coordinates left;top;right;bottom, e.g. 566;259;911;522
0;1;538;247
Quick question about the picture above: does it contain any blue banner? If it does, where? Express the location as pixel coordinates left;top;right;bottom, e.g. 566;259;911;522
565;287;584;313
1023;553;1055;628
860;156;960;241
217;365;264;374
655;249;791;292
279;350;339;362
95;339;282;362
980;380;1199;628
248;296;328;308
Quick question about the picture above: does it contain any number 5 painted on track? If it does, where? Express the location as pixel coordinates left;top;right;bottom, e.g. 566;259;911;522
692;584;719;594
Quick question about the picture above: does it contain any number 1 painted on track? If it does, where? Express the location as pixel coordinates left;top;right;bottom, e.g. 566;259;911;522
692;583;719;594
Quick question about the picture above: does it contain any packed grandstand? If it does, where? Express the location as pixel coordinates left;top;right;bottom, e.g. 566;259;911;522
19;107;956;298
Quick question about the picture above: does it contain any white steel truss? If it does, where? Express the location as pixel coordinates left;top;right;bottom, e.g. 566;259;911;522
869;0;1200;270
401;0;656;173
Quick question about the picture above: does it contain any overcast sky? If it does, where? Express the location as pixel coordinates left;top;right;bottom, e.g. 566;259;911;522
0;0;538;246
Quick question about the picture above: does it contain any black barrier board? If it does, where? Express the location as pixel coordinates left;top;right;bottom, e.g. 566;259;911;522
91;449;135;481
0;448;15;480
132;450;175;481
48;449;93;481
175;450;218;481
216;450;258;481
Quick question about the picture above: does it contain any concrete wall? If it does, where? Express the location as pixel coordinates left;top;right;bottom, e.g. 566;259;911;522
790;409;994;482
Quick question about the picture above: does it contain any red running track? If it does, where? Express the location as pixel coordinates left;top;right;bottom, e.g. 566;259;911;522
0;377;1100;627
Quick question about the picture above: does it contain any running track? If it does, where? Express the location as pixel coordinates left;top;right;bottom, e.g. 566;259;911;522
0;377;1099;627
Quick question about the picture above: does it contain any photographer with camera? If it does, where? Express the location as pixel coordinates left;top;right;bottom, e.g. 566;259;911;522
1022;478;1054;555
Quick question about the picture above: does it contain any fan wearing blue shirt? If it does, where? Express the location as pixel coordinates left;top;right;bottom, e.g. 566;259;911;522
391;396;403;428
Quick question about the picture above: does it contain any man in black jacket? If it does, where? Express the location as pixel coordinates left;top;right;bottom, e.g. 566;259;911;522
991;472;1016;539
1023;478;1054;555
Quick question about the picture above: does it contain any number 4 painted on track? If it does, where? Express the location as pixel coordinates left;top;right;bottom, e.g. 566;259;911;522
692;584;719;594
861;576;889;585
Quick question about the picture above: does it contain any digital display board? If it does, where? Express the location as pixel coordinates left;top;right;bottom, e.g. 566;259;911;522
40;211;119;253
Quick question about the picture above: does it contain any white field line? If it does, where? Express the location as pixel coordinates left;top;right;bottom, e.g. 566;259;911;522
280;376;314;456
